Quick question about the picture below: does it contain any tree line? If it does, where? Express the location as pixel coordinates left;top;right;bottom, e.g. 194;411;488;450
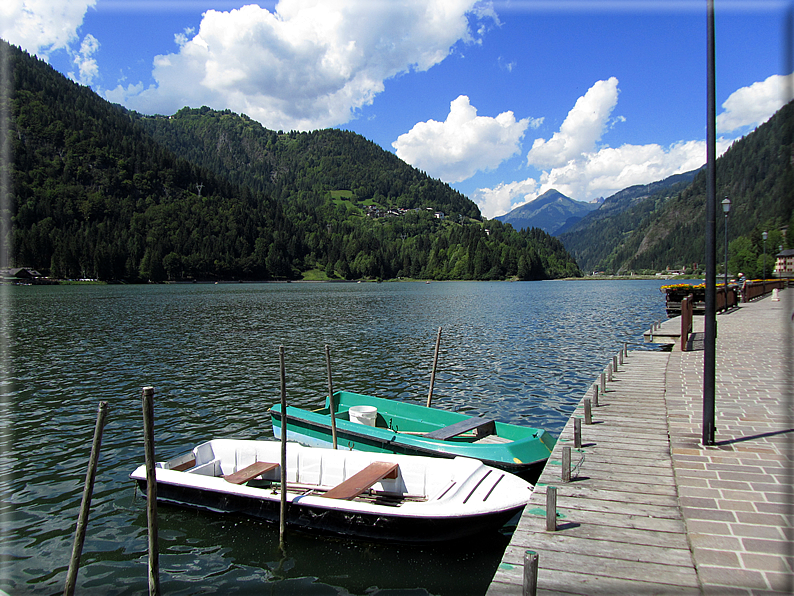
3;41;581;282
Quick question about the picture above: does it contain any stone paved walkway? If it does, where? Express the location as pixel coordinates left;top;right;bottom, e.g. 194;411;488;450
487;290;793;595
666;294;793;594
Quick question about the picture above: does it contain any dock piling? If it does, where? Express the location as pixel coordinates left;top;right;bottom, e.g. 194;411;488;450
279;346;287;549
618;349;624;366
607;362;613;382
623;342;628;358
426;327;442;408
573;417;581;448
523;551;539;596
64;401;109;596
545;487;557;531
561;446;571;483
600;372;606;394
613;354;618;373
141;387;160;596
592;383;599;407
584;398;592;425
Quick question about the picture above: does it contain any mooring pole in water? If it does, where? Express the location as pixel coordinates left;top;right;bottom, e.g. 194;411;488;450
279;346;288;548
325;344;337;449
426;327;442;408
63;401;109;596
141;387;160;596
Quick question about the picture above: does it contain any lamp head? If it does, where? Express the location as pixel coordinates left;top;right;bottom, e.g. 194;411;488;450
763;231;768;241
721;196;731;214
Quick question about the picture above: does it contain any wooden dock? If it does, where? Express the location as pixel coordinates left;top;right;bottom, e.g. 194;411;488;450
486;350;701;594
487;293;792;595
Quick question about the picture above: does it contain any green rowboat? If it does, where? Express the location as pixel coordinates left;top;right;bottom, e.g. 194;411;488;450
270;391;555;477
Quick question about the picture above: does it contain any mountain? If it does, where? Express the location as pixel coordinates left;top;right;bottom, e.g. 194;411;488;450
495;189;600;235
558;102;794;275
557;170;700;272
134;108;480;221
3;41;582;282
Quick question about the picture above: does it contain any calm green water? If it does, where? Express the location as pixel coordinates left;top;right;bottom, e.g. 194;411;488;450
1;280;668;595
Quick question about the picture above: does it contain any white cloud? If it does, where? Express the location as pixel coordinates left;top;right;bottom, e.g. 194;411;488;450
68;34;100;85
0;0;97;58
109;0;494;130
392;95;538;183
717;72;794;134
474;178;538;218
527;77;619;169
473;76;746;219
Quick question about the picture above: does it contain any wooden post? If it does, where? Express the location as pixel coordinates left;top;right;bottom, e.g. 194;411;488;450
426;327;442;408
600;372;606;394
584;398;592;425
607;362;613;383
141;387;160;596
573;417;581;449
592;383;599;407
279;346;287;548
618;350;624;366
64;401;109;596
545;486;557;531
561;446;571;483
523;550;539;596
325;344;337;449
613;354;618;373
623;342;628;358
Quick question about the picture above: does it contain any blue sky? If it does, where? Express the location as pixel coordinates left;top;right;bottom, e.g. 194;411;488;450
2;1;792;218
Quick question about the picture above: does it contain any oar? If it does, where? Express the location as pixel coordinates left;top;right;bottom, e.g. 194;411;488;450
325;344;338;449
426;327;442;408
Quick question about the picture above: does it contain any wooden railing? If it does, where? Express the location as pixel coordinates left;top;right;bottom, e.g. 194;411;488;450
680;295;693;352
716;286;739;312
742;279;786;302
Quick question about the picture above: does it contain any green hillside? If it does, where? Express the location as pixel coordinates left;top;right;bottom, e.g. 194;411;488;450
2;41;580;282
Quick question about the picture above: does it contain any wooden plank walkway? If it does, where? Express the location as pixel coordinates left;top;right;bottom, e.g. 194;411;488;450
487;293;793;595
487;350;701;595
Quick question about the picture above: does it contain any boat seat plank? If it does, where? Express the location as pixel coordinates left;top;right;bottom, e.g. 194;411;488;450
223;461;279;485
170;458;196;472
321;462;399;500
423;417;496;441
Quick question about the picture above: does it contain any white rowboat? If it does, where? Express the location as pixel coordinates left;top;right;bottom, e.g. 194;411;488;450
130;439;533;543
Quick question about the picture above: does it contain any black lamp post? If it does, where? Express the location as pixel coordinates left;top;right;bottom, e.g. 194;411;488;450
762;231;768;278
722;197;731;305
762;231;768;294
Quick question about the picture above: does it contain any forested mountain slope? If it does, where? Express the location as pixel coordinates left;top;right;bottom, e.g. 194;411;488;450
3;41;581;281
135;107;480;220
559;102;794;275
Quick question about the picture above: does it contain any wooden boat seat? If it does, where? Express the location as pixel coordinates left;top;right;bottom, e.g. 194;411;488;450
170;458;196;472
321;462;399;500
223;461;279;485
423;417;496;441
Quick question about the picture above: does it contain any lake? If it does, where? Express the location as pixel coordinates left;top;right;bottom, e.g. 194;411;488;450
1;280;669;595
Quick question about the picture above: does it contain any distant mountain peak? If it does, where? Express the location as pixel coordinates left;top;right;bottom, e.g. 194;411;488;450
495;189;600;235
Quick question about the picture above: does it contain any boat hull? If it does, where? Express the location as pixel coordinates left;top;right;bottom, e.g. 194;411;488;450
270;391;555;477
133;477;521;543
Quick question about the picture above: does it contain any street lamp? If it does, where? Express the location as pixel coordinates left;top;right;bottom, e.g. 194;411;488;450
762;231;768;280
721;197;731;305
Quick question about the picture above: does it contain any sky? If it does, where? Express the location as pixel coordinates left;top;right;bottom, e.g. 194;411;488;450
2;0;793;218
